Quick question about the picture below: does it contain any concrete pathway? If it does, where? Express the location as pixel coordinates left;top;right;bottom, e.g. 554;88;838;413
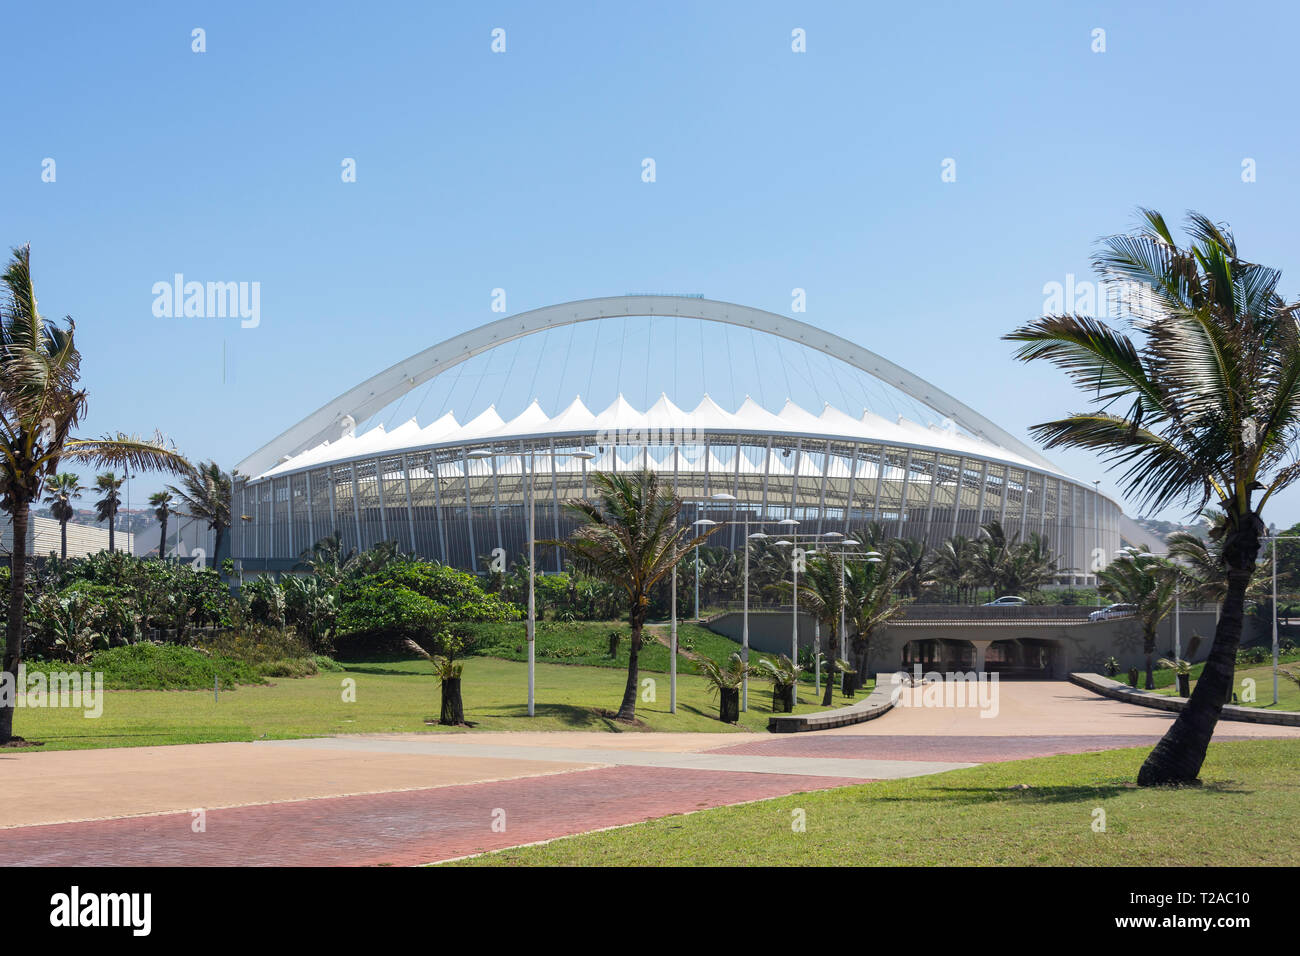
2;681;1295;865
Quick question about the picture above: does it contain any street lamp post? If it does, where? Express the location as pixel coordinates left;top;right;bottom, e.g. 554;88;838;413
469;445;595;717
1266;525;1300;707
697;499;801;712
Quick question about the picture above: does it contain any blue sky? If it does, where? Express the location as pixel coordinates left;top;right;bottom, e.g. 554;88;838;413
6;0;1300;526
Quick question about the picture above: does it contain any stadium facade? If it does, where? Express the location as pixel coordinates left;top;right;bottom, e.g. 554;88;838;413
231;296;1123;581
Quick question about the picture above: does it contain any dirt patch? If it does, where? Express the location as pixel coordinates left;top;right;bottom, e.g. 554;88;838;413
1;738;44;748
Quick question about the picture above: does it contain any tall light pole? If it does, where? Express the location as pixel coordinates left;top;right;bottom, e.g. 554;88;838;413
699;498;800;712
469;445;594;717
1265;525;1299;707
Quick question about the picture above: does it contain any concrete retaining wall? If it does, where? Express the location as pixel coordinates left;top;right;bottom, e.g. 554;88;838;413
1069;672;1300;726
767;675;896;733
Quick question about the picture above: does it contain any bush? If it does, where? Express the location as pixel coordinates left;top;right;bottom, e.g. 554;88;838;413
336;560;519;656
36;643;264;690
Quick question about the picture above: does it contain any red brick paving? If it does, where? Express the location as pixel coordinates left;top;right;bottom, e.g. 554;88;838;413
0;766;860;866
704;733;1286;763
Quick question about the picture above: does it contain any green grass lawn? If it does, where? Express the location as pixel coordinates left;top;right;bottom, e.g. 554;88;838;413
447;738;1300;867
460;619;767;671
1148;648;1300;710
7;654;862;751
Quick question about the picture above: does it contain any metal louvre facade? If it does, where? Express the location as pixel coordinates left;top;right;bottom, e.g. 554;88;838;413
232;408;1122;583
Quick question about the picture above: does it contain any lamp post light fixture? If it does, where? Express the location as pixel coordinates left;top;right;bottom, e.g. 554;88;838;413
468;445;596;717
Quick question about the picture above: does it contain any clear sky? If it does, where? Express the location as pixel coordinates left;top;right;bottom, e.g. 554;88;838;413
5;1;1300;526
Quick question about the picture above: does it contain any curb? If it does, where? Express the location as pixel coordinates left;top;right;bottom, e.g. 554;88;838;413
767;677;895;733
1069;672;1300;727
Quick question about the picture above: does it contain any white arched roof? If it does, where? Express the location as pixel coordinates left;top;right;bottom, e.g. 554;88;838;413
255;393;1062;480
237;295;1059;478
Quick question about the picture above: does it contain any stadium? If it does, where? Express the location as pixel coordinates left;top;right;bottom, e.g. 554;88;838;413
230;295;1125;580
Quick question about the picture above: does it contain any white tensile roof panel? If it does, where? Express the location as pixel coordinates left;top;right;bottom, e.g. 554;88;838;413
253;395;1062;481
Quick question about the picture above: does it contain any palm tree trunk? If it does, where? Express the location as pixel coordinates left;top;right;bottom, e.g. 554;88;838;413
60;518;67;560
1144;629;1156;690
0;501;30;743
822;624;837;707
214;525;225;573
1137;523;1258;786
616;608;644;721
107;515;115;553
158;514;168;558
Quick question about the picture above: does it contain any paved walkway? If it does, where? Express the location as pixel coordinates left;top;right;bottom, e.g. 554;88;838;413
2;681;1296;865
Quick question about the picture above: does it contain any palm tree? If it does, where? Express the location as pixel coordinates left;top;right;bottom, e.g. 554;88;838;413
927;534;976;603
0;244;190;744
791;554;847;706
1096;548;1179;689
887;537;932;599
1005;209;1300;785
168;460;231;571
149;490;174;558
1166;522;1230;606
555;470;717;721
42;472;81;559
844;551;909;681
93;472;124;552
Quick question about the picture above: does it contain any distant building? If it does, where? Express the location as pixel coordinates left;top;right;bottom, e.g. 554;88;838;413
0;515;131;561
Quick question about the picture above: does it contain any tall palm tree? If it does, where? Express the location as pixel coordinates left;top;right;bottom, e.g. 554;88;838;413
168;460;231;571
555;470;717;721
843;552;908;681
0;244;190;744
1005;209;1300;785
790;554;847;706
149;490;174;558
1096;548;1179;688
43;472;81;559
93;472;124;551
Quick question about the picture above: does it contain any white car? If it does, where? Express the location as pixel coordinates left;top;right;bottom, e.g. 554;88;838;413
982;595;1027;607
1089;603;1137;622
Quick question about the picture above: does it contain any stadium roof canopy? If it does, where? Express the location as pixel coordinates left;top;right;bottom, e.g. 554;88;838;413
254;392;1059;481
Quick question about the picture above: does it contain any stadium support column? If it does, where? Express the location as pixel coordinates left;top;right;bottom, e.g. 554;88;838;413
305;470;316;552
974;460;989;531
401;453;416;554
350;462;362;551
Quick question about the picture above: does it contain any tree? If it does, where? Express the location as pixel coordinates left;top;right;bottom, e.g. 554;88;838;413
927;534;976;603
93;472;124;552
149;490;173;558
555;470;717;721
1005;209;1300;785
1096;548;1179;688
0;244;190;744
168;460;231;571
1166;520;1230;606
43;472;81;559
791;553;847;706
844;552;908;681
887;537;932;599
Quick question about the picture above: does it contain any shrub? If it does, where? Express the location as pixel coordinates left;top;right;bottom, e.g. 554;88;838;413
336;559;519;656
